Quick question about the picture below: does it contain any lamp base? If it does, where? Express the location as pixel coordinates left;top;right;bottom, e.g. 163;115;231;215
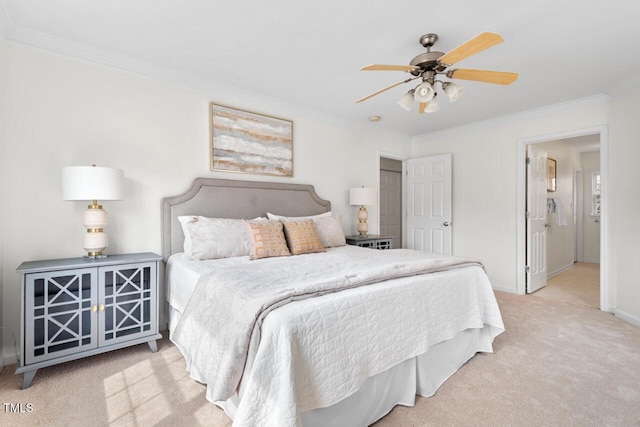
83;203;109;257
83;254;108;259
357;206;369;236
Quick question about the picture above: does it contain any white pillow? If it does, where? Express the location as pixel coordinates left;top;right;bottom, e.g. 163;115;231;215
178;216;196;254
266;211;332;221
178;216;250;260
313;215;346;248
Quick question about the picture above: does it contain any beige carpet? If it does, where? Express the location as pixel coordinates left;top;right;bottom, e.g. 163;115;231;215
533;262;600;308
2;279;639;426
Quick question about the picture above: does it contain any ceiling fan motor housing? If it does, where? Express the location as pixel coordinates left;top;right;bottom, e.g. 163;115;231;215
409;51;446;75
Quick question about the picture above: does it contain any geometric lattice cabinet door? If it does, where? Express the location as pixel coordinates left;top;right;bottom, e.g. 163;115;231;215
99;262;157;347
25;268;98;365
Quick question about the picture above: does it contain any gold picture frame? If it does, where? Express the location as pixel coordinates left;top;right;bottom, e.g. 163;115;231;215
209;102;293;177
546;157;557;192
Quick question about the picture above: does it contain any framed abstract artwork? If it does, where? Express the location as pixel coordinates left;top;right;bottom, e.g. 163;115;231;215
209;103;293;177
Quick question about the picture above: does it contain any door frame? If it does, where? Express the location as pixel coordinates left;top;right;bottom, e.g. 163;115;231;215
377;151;409;247
515;125;610;311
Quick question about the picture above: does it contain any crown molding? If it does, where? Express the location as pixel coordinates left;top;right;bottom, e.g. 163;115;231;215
2;23;411;141
6;26;192;83
412;93;612;142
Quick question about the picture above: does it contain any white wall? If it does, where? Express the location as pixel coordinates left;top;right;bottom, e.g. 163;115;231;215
412;83;640;327
0;40;5;368
581;152;600;263
536;140;581;276
411;98;609;293
607;78;640;326
0;43;412;362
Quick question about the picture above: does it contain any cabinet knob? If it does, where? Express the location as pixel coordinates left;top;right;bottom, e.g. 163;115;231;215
92;305;97;312
99;304;105;312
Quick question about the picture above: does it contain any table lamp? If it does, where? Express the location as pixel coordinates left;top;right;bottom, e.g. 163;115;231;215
62;165;124;257
349;186;377;236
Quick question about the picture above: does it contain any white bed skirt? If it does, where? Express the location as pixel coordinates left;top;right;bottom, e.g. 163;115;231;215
215;325;496;427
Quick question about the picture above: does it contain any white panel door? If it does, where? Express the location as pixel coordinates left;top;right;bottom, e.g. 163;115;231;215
527;144;548;293
406;154;452;255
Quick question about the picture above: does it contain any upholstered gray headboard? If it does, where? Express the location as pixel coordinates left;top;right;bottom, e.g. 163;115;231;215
161;178;332;261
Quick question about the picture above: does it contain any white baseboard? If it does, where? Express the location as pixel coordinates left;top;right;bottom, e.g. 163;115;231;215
547;263;574;280
2;347;17;366
579;258;600;264
491;284;518;294
1;328;19;366
615;309;640;328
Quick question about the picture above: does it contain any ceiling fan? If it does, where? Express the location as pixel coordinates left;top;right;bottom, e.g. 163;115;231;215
356;32;518;114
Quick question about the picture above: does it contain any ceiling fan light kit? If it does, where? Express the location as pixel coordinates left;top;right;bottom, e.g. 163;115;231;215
357;32;518;115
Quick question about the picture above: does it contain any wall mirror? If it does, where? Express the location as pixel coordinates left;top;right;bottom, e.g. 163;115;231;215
546;158;557;192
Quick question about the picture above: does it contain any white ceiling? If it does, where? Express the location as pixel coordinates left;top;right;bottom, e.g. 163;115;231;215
558;134;600;153
1;1;639;137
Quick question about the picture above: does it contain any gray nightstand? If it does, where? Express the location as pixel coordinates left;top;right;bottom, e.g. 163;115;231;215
15;252;162;389
346;235;393;250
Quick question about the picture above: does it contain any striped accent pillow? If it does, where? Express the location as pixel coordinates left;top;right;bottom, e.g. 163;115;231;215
245;220;291;260
282;220;325;255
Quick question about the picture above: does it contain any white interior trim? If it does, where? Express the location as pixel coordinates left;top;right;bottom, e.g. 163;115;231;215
516;125;610;312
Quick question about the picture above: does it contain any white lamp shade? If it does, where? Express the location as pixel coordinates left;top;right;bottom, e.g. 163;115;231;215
62;166;124;201
396;90;415;111
424;95;441;113
444;82;465;103
349;187;377;206
413;82;435;103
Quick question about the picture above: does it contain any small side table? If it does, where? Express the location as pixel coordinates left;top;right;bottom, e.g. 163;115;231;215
346;235;393;250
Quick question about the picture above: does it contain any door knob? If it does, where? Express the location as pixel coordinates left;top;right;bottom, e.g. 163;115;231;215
443;221;450;227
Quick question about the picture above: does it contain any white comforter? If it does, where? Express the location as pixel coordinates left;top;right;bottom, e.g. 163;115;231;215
170;246;504;427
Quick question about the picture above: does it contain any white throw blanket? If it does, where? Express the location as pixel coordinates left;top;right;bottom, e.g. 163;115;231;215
171;246;503;426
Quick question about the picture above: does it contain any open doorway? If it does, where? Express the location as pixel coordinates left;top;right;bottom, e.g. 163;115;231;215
379;157;403;249
527;136;601;308
516;126;609;312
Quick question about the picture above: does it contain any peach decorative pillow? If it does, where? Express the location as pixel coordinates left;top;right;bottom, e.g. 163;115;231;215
282;220;325;255
245;220;291;260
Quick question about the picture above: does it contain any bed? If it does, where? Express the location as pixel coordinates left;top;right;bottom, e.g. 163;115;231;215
162;178;504;427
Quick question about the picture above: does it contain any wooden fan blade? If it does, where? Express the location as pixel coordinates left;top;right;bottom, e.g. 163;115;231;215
419;102;427;114
355;77;416;103
361;64;419;72
438;32;504;66
448;68;518;85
